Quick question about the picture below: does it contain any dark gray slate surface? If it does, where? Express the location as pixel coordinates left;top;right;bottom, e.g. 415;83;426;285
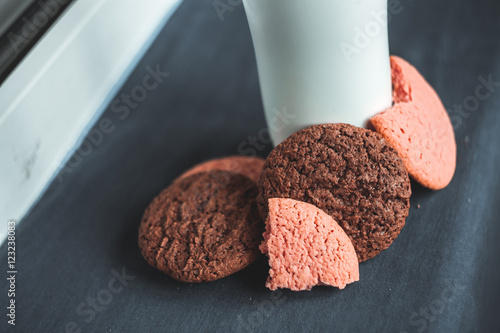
1;0;499;332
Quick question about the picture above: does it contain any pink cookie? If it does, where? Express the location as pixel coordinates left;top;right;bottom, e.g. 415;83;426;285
179;156;265;184
370;56;456;190
260;198;359;291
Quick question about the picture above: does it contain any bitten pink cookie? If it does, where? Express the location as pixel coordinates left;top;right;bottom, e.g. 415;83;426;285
260;198;359;291
370;56;456;190
179;156;265;184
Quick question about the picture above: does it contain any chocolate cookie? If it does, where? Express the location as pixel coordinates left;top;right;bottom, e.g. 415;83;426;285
139;170;263;282
258;123;411;262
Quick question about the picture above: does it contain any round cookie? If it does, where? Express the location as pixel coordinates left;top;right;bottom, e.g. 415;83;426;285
370;56;456;190
139;170;263;282
178;156;265;184
258;123;411;262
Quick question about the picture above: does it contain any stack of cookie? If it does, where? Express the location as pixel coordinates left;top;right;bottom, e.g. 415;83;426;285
138;56;456;291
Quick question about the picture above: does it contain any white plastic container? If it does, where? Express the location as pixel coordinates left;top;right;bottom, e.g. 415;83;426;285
242;0;393;145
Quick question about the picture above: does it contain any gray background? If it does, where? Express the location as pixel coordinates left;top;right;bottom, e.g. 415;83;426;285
1;0;499;332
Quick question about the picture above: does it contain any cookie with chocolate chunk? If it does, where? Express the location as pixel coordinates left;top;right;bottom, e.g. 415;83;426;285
258;123;411;262
139;170;263;282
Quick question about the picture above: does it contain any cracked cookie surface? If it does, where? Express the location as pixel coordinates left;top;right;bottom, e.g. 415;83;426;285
258;123;411;262
139;170;263;282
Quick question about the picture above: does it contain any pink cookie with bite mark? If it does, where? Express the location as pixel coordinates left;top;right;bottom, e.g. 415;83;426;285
370;56;456;190
179;156;265;184
260;198;359;291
